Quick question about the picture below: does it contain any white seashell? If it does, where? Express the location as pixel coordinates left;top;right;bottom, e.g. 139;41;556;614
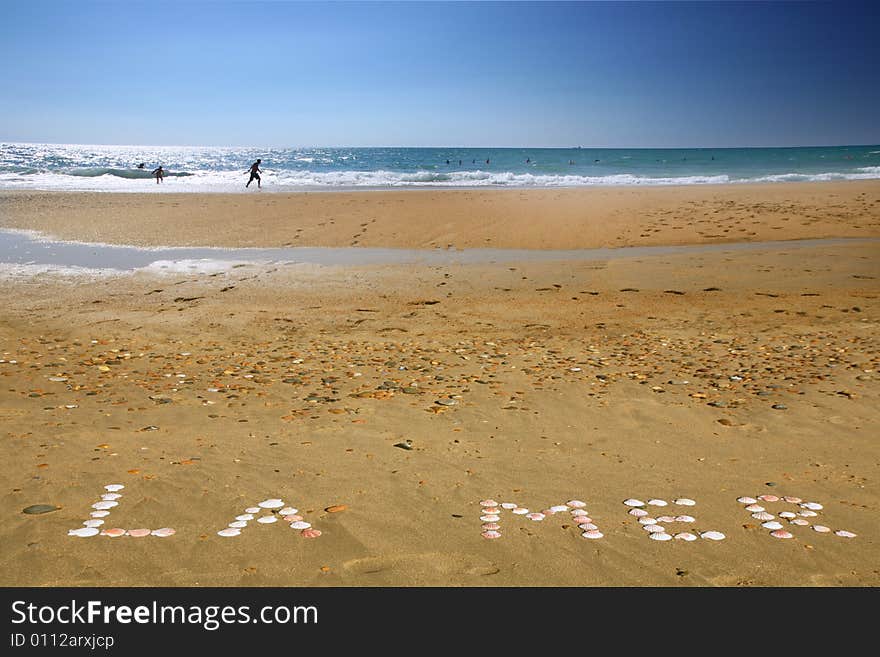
481;523;500;531
290;521;311;530
92;501;118;510
762;521;783;530
643;525;666;533
482;530;502;539
236;514;254;521
83;519;104;528
789;518;809;526
101;493;122;501
512;508;529;515
217;528;240;537
623;499;644;507
812;525;831;533
649;532;672;541
500;502;517;510
526;513;545;521
104;484;124;492
647;499;668;507
638;517;657;525
581;530;603;539
245;507;260;514
482;508;500;515
834;530;856;538
69;527;100;537
541;509;556;516
259;499;284;509
675;515;696;523
673;498;696;506
570;509;588;517
700;531;725;541
567;500;587;509
229;520;248;529
550;505;569;513
578;523;598;531
801;502;823;510
629;508;649;517
745;504;765;513
480;499;498;507
656;516;676;523
798;510;818;518
783;496;803;504
758;495;779;502
752;512;774;521
778;511;797;519
574;516;593;524
770;530;793;539
90;510;110;518
674;532;697;541
151;528;175;537
257;516;277;524
279;507;298;516
737;496;757;504
480;514;500;523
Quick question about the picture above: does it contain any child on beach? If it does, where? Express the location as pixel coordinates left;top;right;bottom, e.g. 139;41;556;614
151;166;164;184
246;159;263;188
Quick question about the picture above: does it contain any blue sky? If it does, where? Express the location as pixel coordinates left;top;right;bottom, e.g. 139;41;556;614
1;1;877;147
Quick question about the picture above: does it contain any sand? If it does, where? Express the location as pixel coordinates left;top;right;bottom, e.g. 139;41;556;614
0;182;878;586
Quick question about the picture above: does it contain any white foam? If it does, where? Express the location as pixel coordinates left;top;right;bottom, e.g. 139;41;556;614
0;262;121;280
137;259;254;275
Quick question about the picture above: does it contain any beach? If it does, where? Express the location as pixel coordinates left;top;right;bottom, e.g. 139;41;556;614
1;181;878;586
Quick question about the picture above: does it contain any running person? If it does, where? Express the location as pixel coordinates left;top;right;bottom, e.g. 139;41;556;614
151;165;164;184
246;159;263;188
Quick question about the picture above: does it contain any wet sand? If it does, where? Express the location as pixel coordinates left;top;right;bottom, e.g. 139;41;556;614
0;182;878;586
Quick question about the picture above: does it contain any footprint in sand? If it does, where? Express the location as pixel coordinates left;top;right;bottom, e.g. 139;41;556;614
343;552;499;578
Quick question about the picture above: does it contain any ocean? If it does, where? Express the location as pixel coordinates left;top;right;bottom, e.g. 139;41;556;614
1;143;878;192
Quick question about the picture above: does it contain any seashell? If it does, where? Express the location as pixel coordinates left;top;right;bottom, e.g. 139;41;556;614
800;502;823;510
229;520;248;529
127;528;151;538
245;507;260;514
482;530;502;539
69;527;99;538
92;501;118;510
834;530;856;538
500;502;517;510
541;509;556;516
567;500;587;509
301;528;322;538
259;499;284;509
218;528;240;537
290;521;311;530
798;510;818;518
629;508;649;517
638;517;657;525
643;525;665;533
90;510;110;518
482;507;500;514
778;511;797;519
578;523;598;531
737;496;757;504
770;530;793;539
550;505;569;513
789;518;809;526
623;499;644;507
581;530;603;539
83;519;104;528
480;515;500;523
104;484;124;492
656;516;676;523
674;533;697;541
649;532;672;541
783;496;802;504
480;500;498;507
700;531;725;541
283;514;303;523
512;508;529;515
151;528;175;537
101;528;126;537
279;507;298;516
673;498;696;506
482;523;500;531
526;513;545;521
762;521;783;530
101;493;122;501
570;509;588;517
236;514;254;521
752;512;774;521
758;495;779;502
744;504;765;513
574;516;593;524
811;525;831;533
257;516;277;524
647;499;668;507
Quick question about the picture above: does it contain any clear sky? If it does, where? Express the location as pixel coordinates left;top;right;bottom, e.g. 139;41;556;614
1;1;877;148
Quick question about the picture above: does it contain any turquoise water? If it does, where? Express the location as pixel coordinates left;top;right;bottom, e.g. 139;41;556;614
1;143;878;192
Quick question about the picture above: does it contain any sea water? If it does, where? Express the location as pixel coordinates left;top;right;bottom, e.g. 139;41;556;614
1;143;878;192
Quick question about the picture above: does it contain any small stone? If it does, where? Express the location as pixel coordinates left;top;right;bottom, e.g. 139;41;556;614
393;440;413;450
23;504;59;515
772;404;787;410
